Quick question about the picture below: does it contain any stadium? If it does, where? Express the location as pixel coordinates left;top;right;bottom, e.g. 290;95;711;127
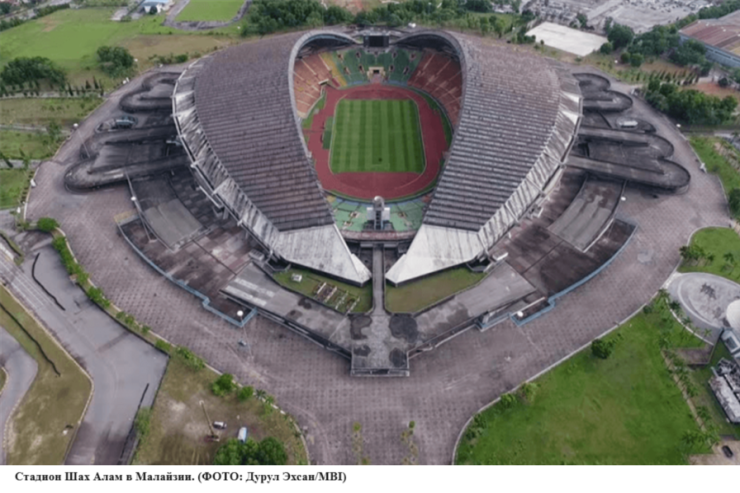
62;28;691;376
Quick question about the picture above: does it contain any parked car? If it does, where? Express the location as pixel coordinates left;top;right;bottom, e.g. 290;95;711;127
213;421;227;430
722;445;734;459
237;427;248;443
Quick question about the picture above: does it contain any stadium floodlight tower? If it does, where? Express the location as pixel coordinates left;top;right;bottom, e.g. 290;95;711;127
367;196;390;230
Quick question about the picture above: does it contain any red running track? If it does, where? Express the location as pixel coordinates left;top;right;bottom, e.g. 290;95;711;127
305;84;449;200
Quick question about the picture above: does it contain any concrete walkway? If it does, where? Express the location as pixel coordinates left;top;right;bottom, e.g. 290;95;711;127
0;326;37;465
666;272;740;342
0;246;167;464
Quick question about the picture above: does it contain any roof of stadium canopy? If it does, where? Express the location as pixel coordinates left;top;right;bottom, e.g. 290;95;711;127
173;29;581;285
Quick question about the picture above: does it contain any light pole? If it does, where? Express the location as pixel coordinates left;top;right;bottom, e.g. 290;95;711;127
72;123;90;159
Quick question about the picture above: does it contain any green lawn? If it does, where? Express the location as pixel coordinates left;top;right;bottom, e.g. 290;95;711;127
456;296;710;465
690;136;740;197
0;97;101;127
0;130;58;160
134;356;307;465
0;284;91;465
330;99;424;173
385;267;485;313
679;227;740;282
176;0;245;22
0;168;32;209
273;267;372;313
0;9;236;85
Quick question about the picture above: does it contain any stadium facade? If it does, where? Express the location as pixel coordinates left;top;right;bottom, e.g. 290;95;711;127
173;29;581;285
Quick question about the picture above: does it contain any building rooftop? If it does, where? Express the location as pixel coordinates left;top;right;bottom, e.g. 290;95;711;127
680;11;740;55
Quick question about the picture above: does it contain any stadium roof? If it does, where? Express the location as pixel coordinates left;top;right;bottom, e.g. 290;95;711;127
173;29;581;285
680;11;740;55
387;32;581;284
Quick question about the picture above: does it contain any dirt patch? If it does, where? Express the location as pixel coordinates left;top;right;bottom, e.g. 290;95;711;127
353;345;371;356
350;315;372;340
389;314;418;343
39;17;59;32
389;348;407;368
691;82;740;99
134;358;307;465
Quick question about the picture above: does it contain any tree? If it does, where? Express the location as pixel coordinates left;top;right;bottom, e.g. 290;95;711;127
491;15;505;38
630;52;644;67
214;437;287;465
464;0;491;13
211;373;237;396
621;51;631;64
576;12;588;28
600;42;613;54
255;437;288;465
591;338;615;359
729;188;740;218
607;23;634;49
237;386;254;402
719;76;730;88
96;46;135;77
36;217;59;233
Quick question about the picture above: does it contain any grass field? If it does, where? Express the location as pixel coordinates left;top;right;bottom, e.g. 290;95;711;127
330;99;424;174
0;9;236;86
456;296;710;465
0;285;91;465
679;228;740;282
385;267;485;313
0;168;32;209
177;0;245;22
274;267;372;313
133;357;307;465
0;130;58;160
0;97;101;127
690;136;740;199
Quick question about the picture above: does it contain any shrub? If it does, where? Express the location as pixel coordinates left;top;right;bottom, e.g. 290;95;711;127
499;392;517;409
175;346;205;371
87;286;109;309
212;373;237;397
134;407;152;437
97;46;134;77
141;325;151;335
238;386;254;402
36;217;58;233
591;338;615;359
155;339;172;353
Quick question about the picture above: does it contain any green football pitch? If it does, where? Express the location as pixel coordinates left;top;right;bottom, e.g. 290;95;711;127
330;99;425;173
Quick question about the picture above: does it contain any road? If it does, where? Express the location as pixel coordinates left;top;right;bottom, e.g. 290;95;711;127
0;326;38;465
0;245;167;464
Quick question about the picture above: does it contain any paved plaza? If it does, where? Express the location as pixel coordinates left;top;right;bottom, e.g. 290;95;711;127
16;69;728;464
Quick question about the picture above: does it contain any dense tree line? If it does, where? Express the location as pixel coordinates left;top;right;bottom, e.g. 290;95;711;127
644;79;737;125
97;46;135;77
243;0;532;36
214;437;288;466
0;3;69;33
602;19;712;72
0;56;66;87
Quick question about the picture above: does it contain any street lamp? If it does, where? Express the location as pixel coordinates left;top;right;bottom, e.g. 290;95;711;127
72;123;90;158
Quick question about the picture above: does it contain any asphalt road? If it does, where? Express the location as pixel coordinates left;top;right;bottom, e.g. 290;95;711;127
0;246;167;465
0;326;38;465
